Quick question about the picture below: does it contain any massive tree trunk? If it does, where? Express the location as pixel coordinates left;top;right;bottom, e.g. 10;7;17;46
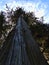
0;17;48;65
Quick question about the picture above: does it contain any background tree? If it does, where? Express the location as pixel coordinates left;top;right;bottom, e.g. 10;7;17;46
0;12;5;38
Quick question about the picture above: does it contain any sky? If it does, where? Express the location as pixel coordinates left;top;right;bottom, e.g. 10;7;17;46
0;0;49;23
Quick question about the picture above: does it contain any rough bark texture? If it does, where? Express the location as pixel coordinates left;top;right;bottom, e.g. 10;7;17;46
0;17;48;65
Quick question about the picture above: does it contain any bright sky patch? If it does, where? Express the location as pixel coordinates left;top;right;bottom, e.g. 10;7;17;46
0;0;49;23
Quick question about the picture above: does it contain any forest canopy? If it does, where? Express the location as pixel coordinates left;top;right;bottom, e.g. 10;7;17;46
0;6;49;63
